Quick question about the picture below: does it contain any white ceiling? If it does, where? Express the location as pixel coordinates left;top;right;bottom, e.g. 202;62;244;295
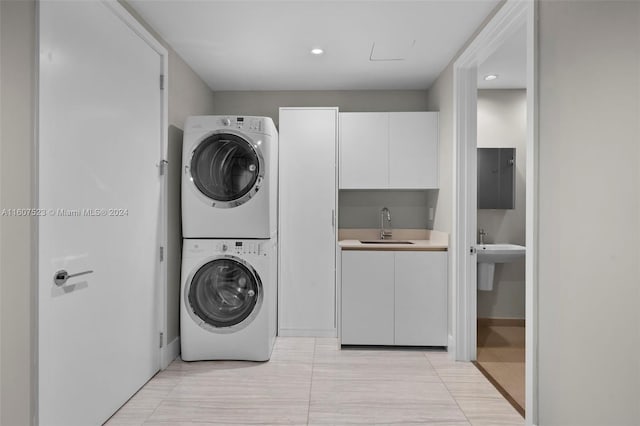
129;0;502;91
477;23;526;89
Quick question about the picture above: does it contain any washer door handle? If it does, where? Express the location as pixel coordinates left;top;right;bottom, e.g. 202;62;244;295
54;269;94;286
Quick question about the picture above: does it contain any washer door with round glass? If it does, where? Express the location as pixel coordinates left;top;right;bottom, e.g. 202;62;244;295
187;256;263;333
189;132;264;208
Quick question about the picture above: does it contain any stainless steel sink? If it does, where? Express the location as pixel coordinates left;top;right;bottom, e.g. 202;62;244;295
359;240;414;244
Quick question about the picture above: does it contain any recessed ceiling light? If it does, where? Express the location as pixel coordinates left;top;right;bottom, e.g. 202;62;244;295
484;74;498;81
310;48;324;55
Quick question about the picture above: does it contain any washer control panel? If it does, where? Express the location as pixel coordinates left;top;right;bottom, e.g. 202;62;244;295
215;240;265;256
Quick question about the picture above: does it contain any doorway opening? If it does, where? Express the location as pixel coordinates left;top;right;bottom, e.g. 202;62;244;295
474;24;527;416
453;0;537;424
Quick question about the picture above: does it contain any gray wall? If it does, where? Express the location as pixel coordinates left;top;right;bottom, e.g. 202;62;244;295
537;1;640;424
425;67;455;236
0;3;215;424
211;90;429;126
215;90;436;232
425;2;503;340
339;190;438;229
119;1;216;129
476;89;526;319
0;1;36;425
166;127;183;343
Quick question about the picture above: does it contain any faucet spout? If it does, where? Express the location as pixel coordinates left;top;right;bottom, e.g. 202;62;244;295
380;207;392;240
478;228;487;245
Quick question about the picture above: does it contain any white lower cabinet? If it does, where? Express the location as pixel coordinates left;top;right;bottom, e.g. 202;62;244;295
394;251;448;346
341;250;447;346
341;251;395;345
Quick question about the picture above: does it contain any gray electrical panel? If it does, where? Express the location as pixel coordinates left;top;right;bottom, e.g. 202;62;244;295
477;148;515;209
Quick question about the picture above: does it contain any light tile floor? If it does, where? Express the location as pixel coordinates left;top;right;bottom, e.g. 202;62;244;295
106;338;524;426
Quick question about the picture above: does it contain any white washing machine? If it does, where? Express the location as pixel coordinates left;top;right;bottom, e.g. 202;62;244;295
182;115;278;239
180;238;277;361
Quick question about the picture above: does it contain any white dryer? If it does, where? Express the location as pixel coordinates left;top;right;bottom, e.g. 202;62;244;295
182;116;278;239
180;238;277;361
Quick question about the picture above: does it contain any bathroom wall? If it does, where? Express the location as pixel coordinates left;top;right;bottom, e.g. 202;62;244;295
476;89;526;319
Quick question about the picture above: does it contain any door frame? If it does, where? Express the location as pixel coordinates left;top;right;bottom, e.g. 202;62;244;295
452;0;538;424
34;0;169;422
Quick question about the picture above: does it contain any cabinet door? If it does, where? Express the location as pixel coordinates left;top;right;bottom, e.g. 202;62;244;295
389;112;438;188
394;251;447;346
341;251;394;345
339;112;389;189
279;108;337;336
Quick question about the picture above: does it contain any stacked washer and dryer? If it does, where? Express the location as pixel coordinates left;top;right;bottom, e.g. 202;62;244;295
180;116;278;361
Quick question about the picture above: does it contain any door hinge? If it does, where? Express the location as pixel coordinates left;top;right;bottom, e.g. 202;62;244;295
160;74;165;90
160;246;165;262
159;159;168;176
159;332;164;348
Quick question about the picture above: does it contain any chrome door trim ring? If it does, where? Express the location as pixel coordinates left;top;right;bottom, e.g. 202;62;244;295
186;129;265;209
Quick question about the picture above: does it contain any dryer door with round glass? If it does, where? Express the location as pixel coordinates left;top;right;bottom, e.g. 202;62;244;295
189;132;264;208
186;256;263;333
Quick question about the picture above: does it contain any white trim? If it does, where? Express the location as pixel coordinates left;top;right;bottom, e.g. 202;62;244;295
102;0;170;373
278;329;338;338
524;2;539;423
103;1;166;56
453;64;478;362
447;334;455;358
161;337;180;369
452;1;537;424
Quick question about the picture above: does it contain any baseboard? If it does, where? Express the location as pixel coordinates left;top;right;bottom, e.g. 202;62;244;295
278;328;337;337
478;317;525;327
161;336;180;369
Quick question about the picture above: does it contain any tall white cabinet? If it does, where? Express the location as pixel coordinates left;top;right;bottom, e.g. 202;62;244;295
278;108;338;337
340;111;439;189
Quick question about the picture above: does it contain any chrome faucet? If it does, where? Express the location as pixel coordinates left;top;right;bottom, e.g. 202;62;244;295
478;228;487;245
380;207;392;240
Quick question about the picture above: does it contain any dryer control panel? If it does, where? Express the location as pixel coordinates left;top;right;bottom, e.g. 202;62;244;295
220;116;264;133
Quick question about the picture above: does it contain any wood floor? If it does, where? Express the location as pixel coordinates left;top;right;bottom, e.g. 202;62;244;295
106;337;524;426
476;323;525;416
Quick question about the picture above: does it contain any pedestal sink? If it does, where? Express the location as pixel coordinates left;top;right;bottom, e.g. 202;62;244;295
477;244;525;291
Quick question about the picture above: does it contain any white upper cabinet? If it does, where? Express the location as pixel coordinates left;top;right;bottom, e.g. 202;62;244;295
389;112;439;188
339;112;388;189
339;112;439;189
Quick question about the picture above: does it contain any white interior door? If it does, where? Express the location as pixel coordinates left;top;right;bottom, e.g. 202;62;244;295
38;2;164;425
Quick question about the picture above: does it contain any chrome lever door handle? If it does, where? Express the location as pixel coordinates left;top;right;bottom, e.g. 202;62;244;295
53;269;94;286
